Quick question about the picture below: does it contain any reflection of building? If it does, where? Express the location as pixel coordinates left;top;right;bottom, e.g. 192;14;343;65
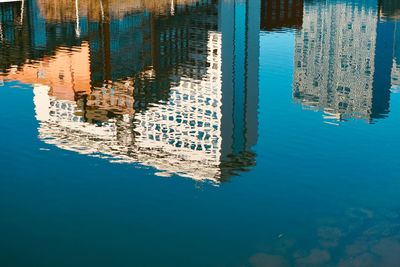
0;0;83;72
5;42;92;100
261;0;303;31
372;2;396;118
293;0;394;123
379;0;400;20
391;21;400;92
37;0;202;22
4;0;260;183
391;61;400;92
380;0;400;93
0;1;31;69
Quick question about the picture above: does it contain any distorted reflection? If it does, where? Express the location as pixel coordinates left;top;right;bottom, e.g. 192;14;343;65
1;1;400;266
261;0;304;31
2;0;400;181
293;0;400;124
0;0;260;183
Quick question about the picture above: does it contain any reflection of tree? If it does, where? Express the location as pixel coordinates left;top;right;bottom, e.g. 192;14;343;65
37;0;201;22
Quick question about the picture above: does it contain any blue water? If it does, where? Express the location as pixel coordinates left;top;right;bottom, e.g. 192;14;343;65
1;0;400;266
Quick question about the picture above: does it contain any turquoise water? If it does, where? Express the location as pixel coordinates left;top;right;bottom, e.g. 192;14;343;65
1;0;400;266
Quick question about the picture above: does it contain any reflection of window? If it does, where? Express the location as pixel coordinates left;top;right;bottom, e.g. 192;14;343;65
337;86;351;95
338;102;349;110
361;24;367;33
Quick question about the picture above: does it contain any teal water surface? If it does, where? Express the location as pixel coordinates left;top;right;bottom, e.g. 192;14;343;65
1;0;400;266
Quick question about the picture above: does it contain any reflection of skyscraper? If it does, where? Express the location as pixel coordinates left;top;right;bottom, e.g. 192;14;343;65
219;0;259;170
123;0;260;181
391;22;400;92
293;0;393;123
4;0;260;183
379;0;400;20
261;0;304;31
379;0;400;93
0;1;31;69
372;1;396;118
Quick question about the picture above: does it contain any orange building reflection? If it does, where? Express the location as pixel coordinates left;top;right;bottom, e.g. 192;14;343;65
6;43;91;101
1;0;259;183
4;42;136;118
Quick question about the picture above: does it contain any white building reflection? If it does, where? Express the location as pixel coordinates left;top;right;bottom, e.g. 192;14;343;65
7;0;260;183
293;0;395;123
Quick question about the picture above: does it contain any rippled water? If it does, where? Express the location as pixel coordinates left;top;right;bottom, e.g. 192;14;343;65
1;0;400;266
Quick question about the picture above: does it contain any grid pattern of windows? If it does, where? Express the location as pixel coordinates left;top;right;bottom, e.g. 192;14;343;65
293;3;377;122
33;32;225;182
135;31;223;166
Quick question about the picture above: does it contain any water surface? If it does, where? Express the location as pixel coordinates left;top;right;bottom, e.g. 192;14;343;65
1;0;400;266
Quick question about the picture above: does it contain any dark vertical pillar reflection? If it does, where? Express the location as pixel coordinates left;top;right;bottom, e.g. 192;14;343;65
28;0;46;48
101;0;112;82
372;1;395;119
219;0;260;160
233;1;246;154
395;22;400;67
245;0;260;150
219;0;235;160
151;14;160;72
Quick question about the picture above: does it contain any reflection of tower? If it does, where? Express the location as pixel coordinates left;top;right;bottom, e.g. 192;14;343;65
260;0;304;31
134;31;224;179
133;0;260;181
0;1;32;70
391;21;400;92
219;0;259;164
0;1;25;43
379;0;400;20
372;1;396;118
293;1;393;123
101;0;112;82
27;0;46;47
379;0;400;93
10;0;260;183
88;7;152;86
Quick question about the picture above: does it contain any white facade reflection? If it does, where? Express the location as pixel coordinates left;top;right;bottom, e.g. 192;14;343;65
16;0;261;183
294;2;378;122
294;0;396;123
